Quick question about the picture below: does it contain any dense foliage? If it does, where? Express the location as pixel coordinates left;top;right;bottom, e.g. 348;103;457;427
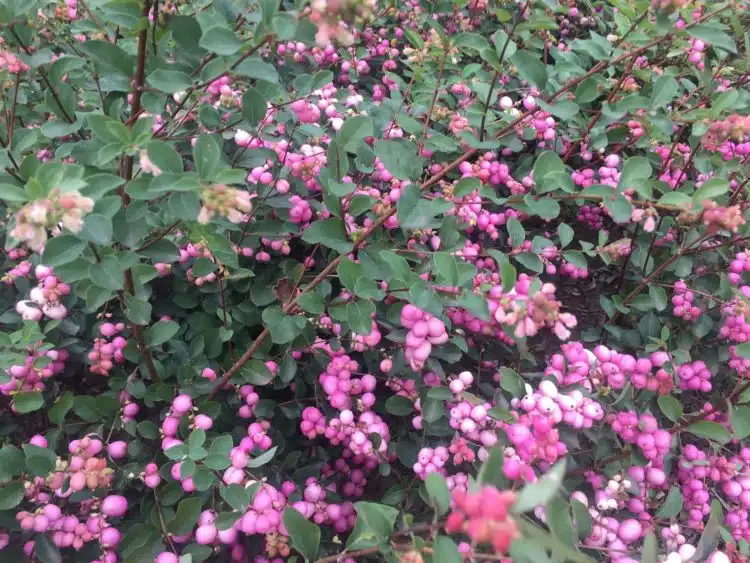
0;0;749;561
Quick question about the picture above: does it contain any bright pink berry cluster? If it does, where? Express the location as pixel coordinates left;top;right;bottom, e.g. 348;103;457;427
672;280;701;322
401;304;449;371
445;488;519;554
318;353;377;409
609;411;672;464
676;360;713;392
89;322;127;376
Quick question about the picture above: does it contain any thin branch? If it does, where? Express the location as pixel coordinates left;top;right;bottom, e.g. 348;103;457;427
417;50;448;154
117;0;160;383
7;74;20;146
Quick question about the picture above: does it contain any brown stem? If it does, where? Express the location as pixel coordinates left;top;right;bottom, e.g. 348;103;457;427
7;74;20;146
135;221;181;252
153;490;178;553
116;1;160;383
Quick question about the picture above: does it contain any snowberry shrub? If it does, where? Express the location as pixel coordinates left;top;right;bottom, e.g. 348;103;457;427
0;0;748;561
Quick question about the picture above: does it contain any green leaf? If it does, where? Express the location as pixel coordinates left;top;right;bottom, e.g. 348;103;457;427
515;251;543;273
476;445;507;488
283;508;321;561
517;519;596;563
547;497;574;545
296;292;325;314
499;367;525;396
657;395;683;423
346;300;375;334
326;139;349;182
193;135;222;181
649;286;668;312
81;40;134;80
538;100;579;120
736;343;750;358
649;76;679;110
686;421;731;444
80;213;113;245
48;391;74;425
693;178;729;203
147;141;183;174
511;51;548;90
234;57;279;83
374;140;425;180
642;532;658;563
514;459;566;513
338;116;374;154
14;391;44;413
525;195;560;219
689;24;737;53
247;446;278;468
0;182;28;203
425;473;451;515
571;499;592;540
242;87;267;128
533;151;565;193
0;482;24;509
397;184;452;230
618;156;652;190
220;484;252;512
42;235;86;267
169;191;200;221
655;486;683;519
147;69;193;93
199;26;244;55
558;223;574;248
0;445;25;482
34;535;62;563
90;257;123;290
146;320;180;347
658;192;693;207
604;194;633;224
694;500;722;560
337;258;363;293
433;253;460;286
346;502;399;551
385;395;413;416
262;306;303;344
432;536;462;563
731;405;750;440
575;77;600;103
458;292;489;321
168;497;203;535
301;219;353;254
23;444;57;477
507;217;525;246
209;435;234;458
